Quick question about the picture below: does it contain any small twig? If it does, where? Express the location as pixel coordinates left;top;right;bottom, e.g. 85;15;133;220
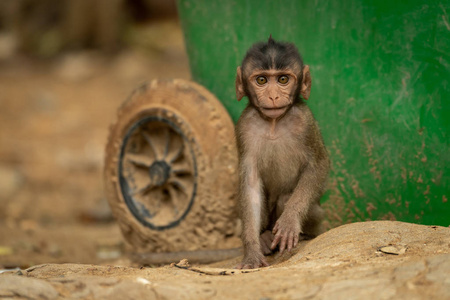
173;259;260;276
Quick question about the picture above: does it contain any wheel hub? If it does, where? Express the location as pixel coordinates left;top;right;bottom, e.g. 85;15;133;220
149;160;171;187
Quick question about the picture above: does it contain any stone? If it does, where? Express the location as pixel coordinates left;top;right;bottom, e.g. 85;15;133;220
0;275;58;299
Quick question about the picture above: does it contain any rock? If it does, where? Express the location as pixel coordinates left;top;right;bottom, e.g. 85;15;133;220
0;246;13;256
0;165;23;201
96;238;124;260
394;260;426;281
94;280;159;300
379;245;407;255
19;219;39;232
48;243;62;258
54;52;98;82
0;275;58;300
78;198;113;224
32;91;57;113
426;254;450;283
0;33;17;61
111;51;151;82
320;278;396;300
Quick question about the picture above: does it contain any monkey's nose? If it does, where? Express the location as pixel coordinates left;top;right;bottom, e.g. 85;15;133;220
269;96;279;101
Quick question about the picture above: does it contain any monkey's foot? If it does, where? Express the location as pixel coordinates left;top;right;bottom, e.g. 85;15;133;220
259;230;275;255
236;253;269;269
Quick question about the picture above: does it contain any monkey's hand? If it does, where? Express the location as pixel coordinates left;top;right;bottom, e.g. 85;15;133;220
236;252;269;269
271;213;301;254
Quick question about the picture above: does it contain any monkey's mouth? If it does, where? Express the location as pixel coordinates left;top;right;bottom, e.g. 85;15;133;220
264;106;286;110
259;106;288;119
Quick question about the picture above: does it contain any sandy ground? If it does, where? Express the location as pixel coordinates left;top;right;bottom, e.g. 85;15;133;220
1;20;450;299
1;221;449;299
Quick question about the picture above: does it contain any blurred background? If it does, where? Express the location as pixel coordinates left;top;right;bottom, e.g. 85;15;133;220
0;0;190;267
0;0;449;269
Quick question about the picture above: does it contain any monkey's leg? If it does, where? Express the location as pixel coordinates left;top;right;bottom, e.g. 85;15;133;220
238;193;270;268
258;197;273;255
259;230;274;255
301;203;325;238
237;161;269;269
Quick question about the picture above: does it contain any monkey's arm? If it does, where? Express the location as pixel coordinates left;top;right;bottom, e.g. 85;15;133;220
236;158;269;269
271;156;329;253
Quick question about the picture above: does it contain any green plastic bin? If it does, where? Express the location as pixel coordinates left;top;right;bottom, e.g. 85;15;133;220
177;0;450;227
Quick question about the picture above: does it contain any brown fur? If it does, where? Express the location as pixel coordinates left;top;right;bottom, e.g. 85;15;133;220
235;38;329;269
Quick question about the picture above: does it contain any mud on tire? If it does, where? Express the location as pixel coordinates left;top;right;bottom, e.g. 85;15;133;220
104;79;238;252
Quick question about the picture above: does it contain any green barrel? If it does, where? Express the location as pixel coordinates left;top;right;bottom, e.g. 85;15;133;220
177;0;450;227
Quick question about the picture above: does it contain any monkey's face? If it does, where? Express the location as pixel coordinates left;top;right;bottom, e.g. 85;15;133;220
236;38;312;120
247;70;298;119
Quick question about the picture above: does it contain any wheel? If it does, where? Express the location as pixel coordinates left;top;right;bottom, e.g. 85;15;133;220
104;79;238;252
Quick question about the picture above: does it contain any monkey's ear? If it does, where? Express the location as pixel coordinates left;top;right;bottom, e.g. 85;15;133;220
235;66;246;101
301;65;312;100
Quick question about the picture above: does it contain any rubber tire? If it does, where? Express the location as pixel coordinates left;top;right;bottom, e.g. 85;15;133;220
104;79;238;252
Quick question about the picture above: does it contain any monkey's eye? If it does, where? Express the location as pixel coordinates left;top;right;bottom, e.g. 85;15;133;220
278;75;289;84
256;76;267;85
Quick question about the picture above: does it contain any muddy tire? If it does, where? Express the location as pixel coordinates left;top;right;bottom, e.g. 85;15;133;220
104;79;238;252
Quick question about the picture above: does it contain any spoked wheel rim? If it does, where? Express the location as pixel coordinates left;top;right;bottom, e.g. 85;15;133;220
119;114;197;230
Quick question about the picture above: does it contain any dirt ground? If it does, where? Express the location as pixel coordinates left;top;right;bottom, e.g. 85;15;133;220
1;222;449;299
1;20;450;299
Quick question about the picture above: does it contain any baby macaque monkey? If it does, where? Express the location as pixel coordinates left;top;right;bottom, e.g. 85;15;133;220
235;37;330;269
